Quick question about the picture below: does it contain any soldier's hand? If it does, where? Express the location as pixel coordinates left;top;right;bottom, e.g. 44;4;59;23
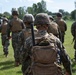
65;72;70;75
8;36;12;39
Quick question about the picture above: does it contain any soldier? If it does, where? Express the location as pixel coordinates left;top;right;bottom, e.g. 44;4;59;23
56;12;67;43
0;18;9;57
7;10;25;66
23;13;72;75
48;15;60;38
18;14;37;74
71;21;76;61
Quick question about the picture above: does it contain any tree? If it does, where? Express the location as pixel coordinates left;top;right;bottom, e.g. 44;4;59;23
27;7;33;14
41;0;47;12
18;7;26;19
3;12;11;18
71;10;76;20
37;2;43;13
32;3;37;16
26;0;47;16
37;0;47;13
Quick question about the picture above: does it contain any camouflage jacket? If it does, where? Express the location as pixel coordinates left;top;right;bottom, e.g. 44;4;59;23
24;30;72;75
7;18;25;38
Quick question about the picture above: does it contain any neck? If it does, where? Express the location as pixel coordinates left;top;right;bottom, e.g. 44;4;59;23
38;30;47;35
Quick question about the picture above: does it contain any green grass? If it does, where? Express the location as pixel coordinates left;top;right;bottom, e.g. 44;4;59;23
0;20;76;75
0;39;22;75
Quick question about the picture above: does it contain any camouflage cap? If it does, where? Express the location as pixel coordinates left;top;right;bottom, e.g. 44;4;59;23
23;14;34;23
56;12;62;17
12;10;19;16
34;13;50;26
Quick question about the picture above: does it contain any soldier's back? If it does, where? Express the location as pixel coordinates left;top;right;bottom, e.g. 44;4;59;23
10;18;23;32
56;19;66;32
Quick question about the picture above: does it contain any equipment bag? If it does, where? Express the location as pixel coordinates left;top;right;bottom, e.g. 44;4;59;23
31;33;63;75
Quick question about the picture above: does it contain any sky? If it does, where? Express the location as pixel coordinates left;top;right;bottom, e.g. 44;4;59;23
0;0;76;13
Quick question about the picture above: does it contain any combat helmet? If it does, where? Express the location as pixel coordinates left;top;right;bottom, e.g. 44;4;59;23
49;15;54;21
56;12;62;17
12;10;19;16
34;13;50;25
23;14;34;23
3;18;8;22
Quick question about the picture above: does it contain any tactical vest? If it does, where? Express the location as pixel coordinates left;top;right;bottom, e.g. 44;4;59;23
1;23;8;34
11;18;23;32
48;22;59;36
23;28;37;39
31;33;63;75
56;19;66;32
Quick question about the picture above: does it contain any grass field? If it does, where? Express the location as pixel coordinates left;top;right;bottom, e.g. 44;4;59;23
0;20;76;75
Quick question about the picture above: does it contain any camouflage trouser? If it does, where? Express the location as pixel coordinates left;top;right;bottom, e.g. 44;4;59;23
74;40;76;60
22;58;31;75
21;49;31;75
12;32;21;62
61;32;65;43
1;34;9;55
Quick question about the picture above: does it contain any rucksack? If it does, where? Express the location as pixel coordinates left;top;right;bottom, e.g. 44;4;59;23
31;33;63;75
47;21;59;36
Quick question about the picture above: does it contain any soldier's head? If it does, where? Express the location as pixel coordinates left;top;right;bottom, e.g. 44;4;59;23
23;14;34;27
34;13;50;31
49;15;54;21
12;10;19;18
56;12;62;18
3;18;8;23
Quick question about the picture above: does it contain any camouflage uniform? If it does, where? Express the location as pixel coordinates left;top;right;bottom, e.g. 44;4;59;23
0;18;9;57
56;12;67;43
7;10;25;66
71;21;76;60
17;14;37;74
23;13;72;75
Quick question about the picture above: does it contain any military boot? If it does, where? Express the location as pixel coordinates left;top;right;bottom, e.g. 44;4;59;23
3;47;8;57
15;62;20;67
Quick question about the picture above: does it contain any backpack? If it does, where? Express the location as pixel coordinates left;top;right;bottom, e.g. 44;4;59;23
47;21;59;36
31;33;63;75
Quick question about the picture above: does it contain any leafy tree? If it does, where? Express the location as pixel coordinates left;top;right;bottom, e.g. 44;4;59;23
0;13;3;18
71;10;76;20
37;2;43;13
26;0;47;16
18;7;26;19
27;7;33;14
41;0;47;12
32;3;37;16
3;12;11;18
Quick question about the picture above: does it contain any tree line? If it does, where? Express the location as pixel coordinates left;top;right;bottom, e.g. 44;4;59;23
0;0;76;20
